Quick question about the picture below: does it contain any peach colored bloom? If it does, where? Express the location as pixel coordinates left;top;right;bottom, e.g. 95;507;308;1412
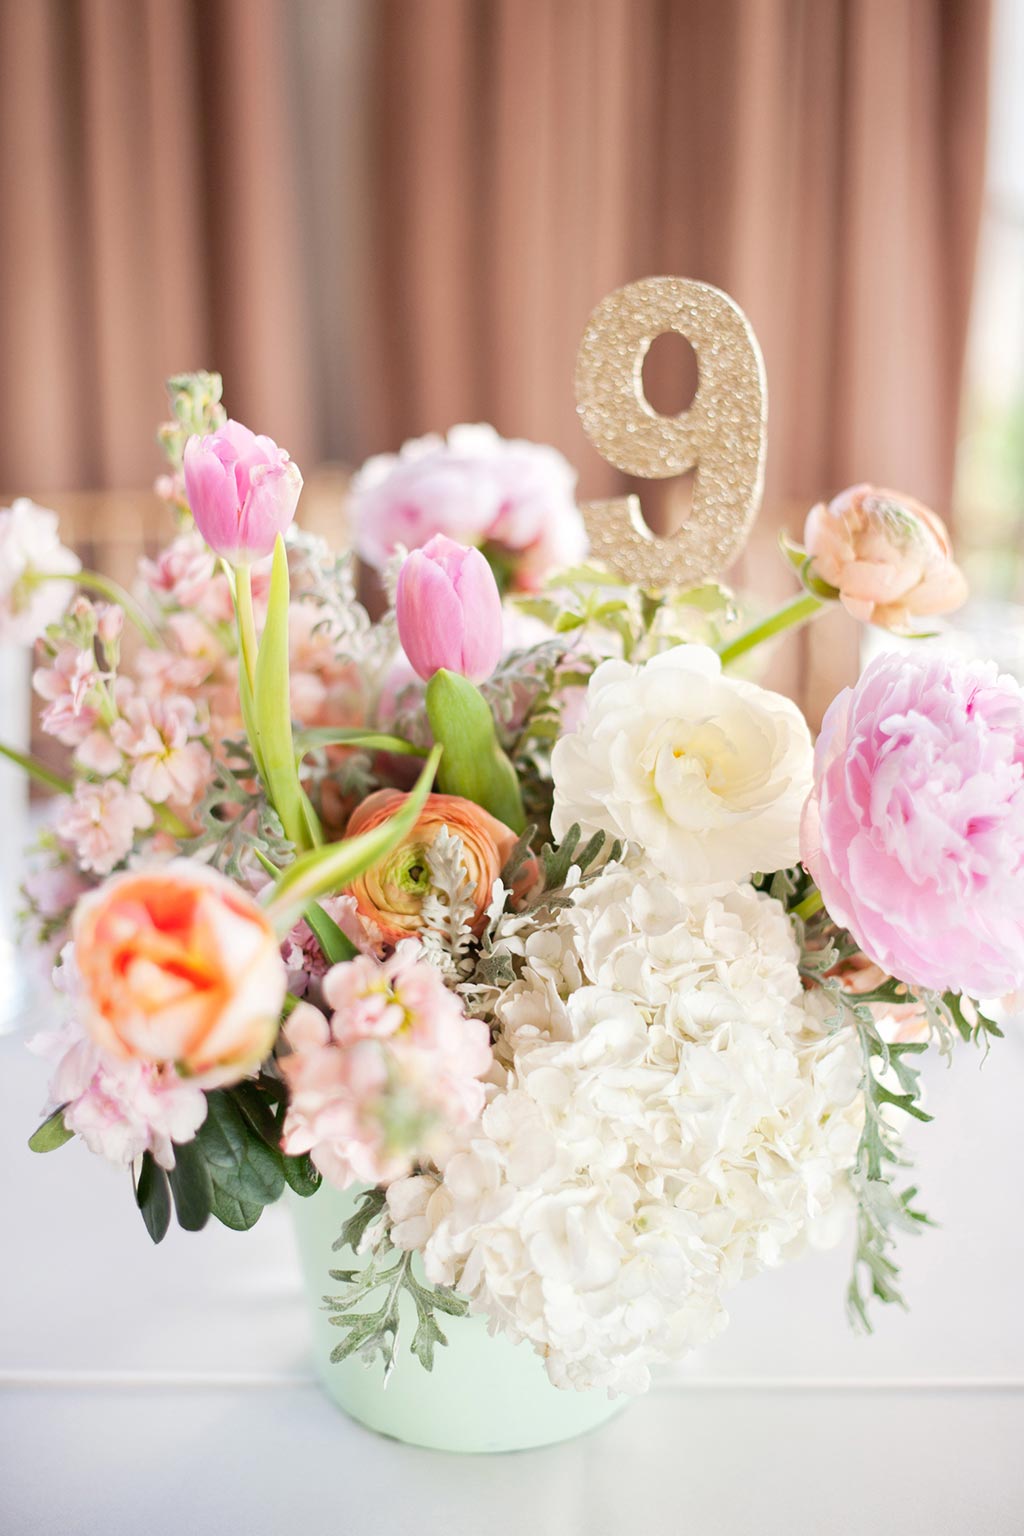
72;861;287;1085
345;790;521;949
803;484;967;633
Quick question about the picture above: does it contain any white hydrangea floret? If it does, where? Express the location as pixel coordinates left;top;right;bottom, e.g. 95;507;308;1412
550;644;814;886
388;863;863;1395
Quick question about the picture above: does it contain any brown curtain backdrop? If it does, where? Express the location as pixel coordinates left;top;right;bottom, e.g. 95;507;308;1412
0;0;991;709
0;0;314;491
360;0;991;711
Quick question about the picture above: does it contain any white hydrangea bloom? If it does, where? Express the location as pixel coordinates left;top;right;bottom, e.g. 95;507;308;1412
388;864;863;1394
550;644;814;886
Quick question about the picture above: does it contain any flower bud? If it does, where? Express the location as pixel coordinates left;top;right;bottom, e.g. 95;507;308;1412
803;484;967;633
395;534;502;683
182;419;302;565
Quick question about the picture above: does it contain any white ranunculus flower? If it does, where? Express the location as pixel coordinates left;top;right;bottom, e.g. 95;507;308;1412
389;864;864;1394
0;498;81;645
550;644;814;885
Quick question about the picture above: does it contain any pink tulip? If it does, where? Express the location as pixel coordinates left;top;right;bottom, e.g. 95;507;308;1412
182;419;302;564
395;534;503;683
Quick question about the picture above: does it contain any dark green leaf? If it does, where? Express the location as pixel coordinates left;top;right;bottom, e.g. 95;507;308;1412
196;1090;285;1231
282;1151;322;1198
28;1106;74;1154
229;1080;284;1148
166;1139;213;1232
134;1152;172;1244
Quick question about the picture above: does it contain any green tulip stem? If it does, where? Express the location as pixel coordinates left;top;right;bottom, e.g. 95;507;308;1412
0;740;72;795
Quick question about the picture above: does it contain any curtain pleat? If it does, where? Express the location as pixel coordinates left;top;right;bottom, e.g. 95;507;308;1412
0;0;991;707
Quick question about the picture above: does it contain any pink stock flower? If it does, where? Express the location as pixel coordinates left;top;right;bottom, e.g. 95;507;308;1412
351;423;586;591
56;779;154;874
139;531;235;623
183;420;302;565
396;534;503;683
110;690;213;806
803;484;967;633
282;893;372;993
33;643;102;746
279;941;492;1189
31;950;207;1169
802;650;1024;997
0;499;81;644
31;1014;208;1171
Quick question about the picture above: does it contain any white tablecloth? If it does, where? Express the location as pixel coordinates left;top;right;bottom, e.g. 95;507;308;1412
3;933;1024;1533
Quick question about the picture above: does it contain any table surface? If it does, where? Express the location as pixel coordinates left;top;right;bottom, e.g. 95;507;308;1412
3;891;1024;1534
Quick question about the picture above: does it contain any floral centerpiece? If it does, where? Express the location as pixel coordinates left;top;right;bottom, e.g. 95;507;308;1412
4;350;1019;1451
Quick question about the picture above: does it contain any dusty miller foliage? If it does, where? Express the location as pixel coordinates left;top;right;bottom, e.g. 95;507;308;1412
418;827;478;979
762;867;1003;1331
323;1188;468;1378
180;741;294;880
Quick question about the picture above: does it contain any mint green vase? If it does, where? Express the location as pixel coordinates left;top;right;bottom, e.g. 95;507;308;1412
290;1183;626;1453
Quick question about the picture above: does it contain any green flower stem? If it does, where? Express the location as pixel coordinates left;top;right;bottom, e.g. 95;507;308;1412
793;888;823;922
252;537;320;852
233;564;259;694
0;739;71;795
32;569;161;648
717;591;825;668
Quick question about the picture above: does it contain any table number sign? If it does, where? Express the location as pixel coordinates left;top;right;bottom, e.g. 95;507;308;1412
574;276;767;586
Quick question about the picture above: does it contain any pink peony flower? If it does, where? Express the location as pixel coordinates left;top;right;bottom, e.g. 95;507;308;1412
279;941;492;1189
803;484;967;633
350;424;586;591
56;779;154;874
110;690;213;806
802;650;1024;997
183;420;302;564
396;534;503;683
0;499;81;644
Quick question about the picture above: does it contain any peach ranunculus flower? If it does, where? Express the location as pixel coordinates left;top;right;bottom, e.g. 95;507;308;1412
72;861;287;1084
803;483;967;633
345;790;522;949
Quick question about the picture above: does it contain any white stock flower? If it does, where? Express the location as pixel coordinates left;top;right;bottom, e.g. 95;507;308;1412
550;644;814;885
388;864;863;1394
0;499;81;644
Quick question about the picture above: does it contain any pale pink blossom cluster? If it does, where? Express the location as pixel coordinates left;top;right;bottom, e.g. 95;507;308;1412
351;423;587;591
279;941;492;1188
30;952;207;1169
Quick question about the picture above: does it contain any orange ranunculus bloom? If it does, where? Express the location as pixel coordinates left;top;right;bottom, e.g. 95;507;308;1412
73;861;287;1084
345;790;525;949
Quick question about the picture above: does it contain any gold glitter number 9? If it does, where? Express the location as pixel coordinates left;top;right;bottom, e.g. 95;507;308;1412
574;276;767;586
